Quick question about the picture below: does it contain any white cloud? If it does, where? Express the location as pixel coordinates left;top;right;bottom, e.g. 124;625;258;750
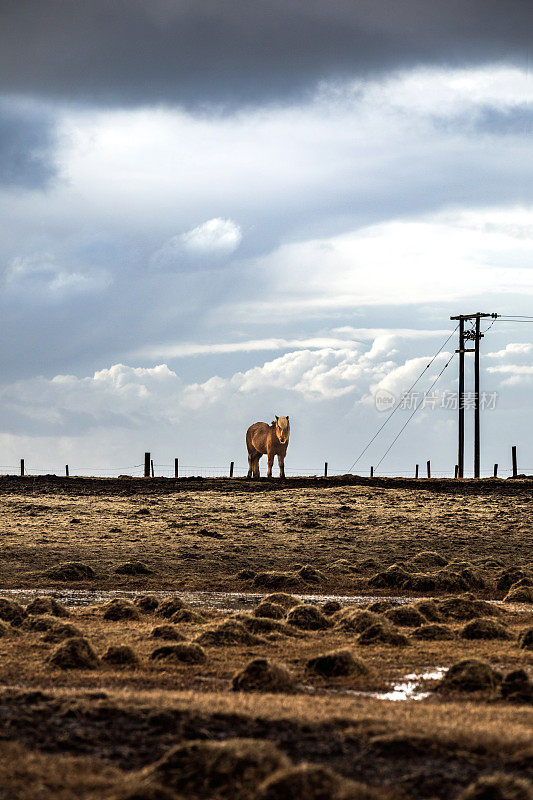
4;252;110;299
487;342;533;359
181;218;242;254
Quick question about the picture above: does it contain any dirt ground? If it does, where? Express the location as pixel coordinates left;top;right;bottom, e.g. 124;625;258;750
0;476;531;800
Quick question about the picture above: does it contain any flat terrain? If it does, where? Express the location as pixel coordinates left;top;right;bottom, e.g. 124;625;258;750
0;476;531;800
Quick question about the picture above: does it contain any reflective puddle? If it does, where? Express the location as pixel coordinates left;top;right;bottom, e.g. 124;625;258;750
321;667;447;701
0;588;416;611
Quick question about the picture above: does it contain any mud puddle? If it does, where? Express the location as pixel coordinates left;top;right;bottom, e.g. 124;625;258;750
0;587;416;611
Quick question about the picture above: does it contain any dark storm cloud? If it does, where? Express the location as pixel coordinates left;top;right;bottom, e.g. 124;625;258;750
0;100;57;188
0;0;531;108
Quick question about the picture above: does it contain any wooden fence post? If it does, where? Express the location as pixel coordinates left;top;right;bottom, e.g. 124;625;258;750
370;466;374;478
493;463;498;478
230;461;234;478
454;464;459;479
174;458;179;478
324;462;328;478
65;465;69;478
512;446;518;478
20;459;24;477
144;452;150;477
426;460;431;478
415;464;419;479
150;459;155;478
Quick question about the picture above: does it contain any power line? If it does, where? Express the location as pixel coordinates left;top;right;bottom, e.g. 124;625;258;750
375;350;456;469
346;325;459;472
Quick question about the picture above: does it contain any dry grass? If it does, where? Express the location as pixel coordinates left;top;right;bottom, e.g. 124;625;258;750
0;477;532;800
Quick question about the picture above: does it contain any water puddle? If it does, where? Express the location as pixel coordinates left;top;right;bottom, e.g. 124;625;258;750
0;588;415;612
321;667;447;702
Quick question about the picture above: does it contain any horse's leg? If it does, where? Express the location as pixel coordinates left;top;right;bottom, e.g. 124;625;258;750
253;454;261;479
247;450;254;479
278;453;286;480
267;451;274;479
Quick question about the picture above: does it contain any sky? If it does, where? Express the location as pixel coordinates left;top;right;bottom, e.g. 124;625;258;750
1;1;532;478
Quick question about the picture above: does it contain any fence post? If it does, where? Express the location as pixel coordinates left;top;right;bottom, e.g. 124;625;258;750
151;459;155;478
20;459;24;477
512;446;518;478
426;460;431;479
324;462;328;478
454;464;459;479
65;465;69;478
415;464;419;479
493;463;498;478
144;452;150;478
230;461;234;478
174;458;179;478
370;466;374;478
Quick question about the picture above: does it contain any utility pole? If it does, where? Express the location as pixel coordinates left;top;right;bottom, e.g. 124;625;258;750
450;312;498;478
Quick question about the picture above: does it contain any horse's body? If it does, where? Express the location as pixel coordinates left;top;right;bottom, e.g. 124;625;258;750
246;416;290;479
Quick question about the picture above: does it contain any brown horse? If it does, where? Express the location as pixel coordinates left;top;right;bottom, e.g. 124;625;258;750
246;416;290;479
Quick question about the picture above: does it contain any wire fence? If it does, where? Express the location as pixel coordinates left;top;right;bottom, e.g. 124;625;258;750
1;462;530;479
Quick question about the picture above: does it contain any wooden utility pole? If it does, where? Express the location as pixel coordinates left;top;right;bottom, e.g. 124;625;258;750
450;312;498;478
144;452;150;478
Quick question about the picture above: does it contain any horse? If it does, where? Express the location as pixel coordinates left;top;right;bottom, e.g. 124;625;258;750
246;416;290;479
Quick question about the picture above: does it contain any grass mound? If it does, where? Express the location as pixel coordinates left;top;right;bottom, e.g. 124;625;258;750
286;604;331;631
357;623;409;647
253;601;286;620
504;586;533;603
195;619;264;646
115;561;152;575
142;738;290;800
22;614;58;631
0;597;26;625
335;610;386;633
263;593;300;609
42;622;83;642
236;569;256;579
497;567;531;592
0;621;11;637
322;600;343;616
297;564;324;584
150;643;207;664
47;636;99;669
501;669;533;704
457;773;533;800
238;615;303;638
26;596;69;618
135;595;160;613
253;572;302;590
151;624;186;641
436;659;502;693
411;623;455;640
410;550;448;569
413;599;442;621
438;596;499;620
366;600;395;614
103;645;139;666
401;569;469;592
103;599;141;621
44;562;95;580
367;564;409;589
385;605;427;627
158;597;189;618
232;657;296;692
170;608;205;623
114;784;176;800
460;617;513;640
256;763;376;800
518;627;533;650
306;649;368;677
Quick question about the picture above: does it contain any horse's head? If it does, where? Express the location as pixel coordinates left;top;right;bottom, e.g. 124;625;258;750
275;415;290;445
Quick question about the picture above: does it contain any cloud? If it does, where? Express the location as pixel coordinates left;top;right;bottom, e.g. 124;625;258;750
150;218;242;270
3;252;111;300
487;342;533;359
0;98;57;188
0;2;531;109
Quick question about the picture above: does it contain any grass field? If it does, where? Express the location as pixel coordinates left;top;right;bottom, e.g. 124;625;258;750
0;476;531;800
